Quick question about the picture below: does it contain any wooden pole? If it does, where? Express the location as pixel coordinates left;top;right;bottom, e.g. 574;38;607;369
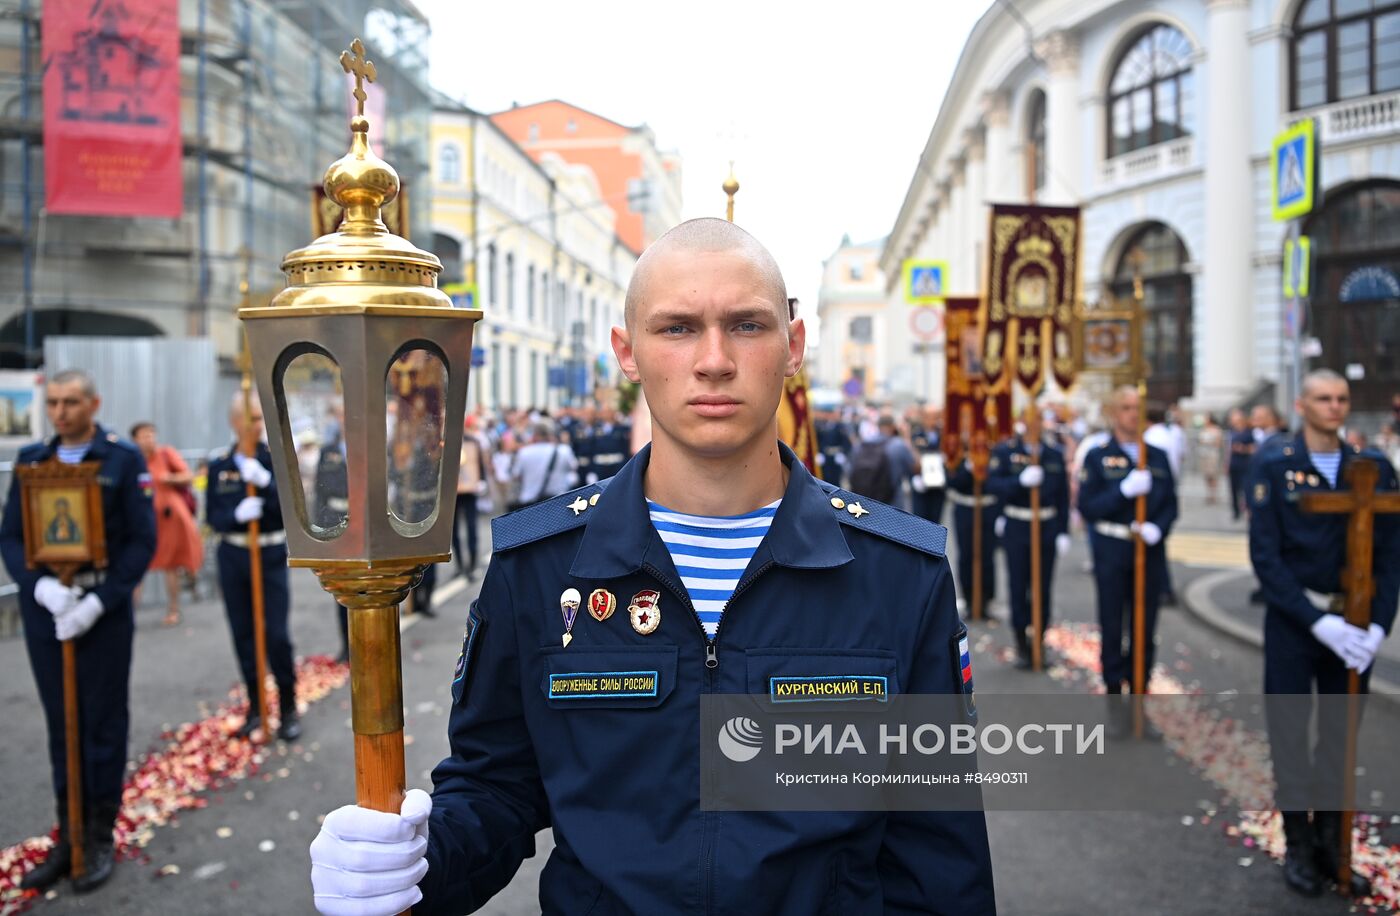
1132;378;1148;738
1027;405;1044;672
972;471;985;623
59;604;84;877
239;352;270;739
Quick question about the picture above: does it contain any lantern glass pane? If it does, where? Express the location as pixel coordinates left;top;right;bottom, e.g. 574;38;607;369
386;348;448;529
280;350;349;539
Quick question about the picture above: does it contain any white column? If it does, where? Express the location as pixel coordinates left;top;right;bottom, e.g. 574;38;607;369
964;127;987;287
1037;30;1081;205
982;91;1014;202
1199;0;1254;407
949;157;968;293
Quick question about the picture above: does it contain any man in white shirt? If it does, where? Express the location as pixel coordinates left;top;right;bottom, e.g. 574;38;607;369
510;420;578;508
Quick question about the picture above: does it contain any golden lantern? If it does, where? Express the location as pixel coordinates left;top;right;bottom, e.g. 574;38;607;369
239;39;481;820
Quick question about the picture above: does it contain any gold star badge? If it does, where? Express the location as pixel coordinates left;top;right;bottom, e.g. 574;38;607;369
567;497;589;516
847;502;869;519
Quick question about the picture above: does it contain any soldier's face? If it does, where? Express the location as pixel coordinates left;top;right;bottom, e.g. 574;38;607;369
613;248;804;459
46;381;98;440
1112;392;1139;438
1296;379;1349;435
233;403;266;441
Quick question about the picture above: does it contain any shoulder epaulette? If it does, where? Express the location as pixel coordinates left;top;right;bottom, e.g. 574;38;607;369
16;442;49;462
814;479;946;559
491;479;613;553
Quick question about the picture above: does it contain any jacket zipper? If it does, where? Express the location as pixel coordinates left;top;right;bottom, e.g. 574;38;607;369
641;557;777;915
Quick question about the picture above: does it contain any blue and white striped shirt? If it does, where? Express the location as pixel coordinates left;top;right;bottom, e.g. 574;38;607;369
1312;451;1341;488
647;499;780;638
56;443;91;465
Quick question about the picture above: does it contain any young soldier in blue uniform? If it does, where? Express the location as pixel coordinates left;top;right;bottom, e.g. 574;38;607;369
206;393;300;741
1249;368;1399;899
985;408;1071;669
909;404;948;526
309;218;994;915
1;369;156;892
947;452;1000;619
1076;386;1178;736
567;404;596;487
815;406;853;486
587;407;631;482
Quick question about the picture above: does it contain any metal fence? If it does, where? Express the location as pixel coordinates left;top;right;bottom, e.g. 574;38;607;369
44;337;222;453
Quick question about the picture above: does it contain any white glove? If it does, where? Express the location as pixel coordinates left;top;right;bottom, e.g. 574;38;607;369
35;576;80;617
234;496;265;524
1310;616;1371;670
994;516;1006;538
1056;533;1072;557
1130;520;1163;546
1356;623;1387;673
585;472;599;485
1119;469;1152;499
234;454;273;489
311;788;431;916
1018;465;1045;488
55;593;103;642
910;475;927;493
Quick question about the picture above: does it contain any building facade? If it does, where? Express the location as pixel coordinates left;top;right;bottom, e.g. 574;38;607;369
813;236;940;405
430;99;637;411
881;0;1400;414
0;0;435;369
490;100;683;256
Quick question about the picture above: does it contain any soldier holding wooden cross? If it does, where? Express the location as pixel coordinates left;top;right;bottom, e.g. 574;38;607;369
1248;368;1400;900
0;369;156;893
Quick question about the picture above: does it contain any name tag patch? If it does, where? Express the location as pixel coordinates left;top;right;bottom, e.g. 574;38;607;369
549;670;659;700
769;675;889;703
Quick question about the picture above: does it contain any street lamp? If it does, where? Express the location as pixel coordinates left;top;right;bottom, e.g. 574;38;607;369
240;38;481;821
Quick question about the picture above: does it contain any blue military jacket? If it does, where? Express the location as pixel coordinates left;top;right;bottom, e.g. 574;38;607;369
1248;433;1400;634
423;443;994;915
1076;437;1178;547
984;437;1069;539
588;421;631;481
0;424;156;611
205;442;285;536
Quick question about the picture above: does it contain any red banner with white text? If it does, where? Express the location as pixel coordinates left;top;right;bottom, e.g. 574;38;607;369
43;0;183;217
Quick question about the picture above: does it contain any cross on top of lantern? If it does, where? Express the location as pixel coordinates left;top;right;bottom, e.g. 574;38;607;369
239;37;482;600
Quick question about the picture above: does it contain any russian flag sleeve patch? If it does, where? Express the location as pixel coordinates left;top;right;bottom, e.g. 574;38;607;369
951;623;976;722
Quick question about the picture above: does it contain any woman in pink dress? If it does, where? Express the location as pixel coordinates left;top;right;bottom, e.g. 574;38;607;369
132;422;204;625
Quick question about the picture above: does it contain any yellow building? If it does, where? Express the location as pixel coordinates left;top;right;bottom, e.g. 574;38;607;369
430;95;635;411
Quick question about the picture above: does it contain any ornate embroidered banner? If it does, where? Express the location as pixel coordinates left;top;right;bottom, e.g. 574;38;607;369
982;204;1081;394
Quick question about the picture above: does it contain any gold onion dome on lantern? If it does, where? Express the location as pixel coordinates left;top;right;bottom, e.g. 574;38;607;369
271;112;450;311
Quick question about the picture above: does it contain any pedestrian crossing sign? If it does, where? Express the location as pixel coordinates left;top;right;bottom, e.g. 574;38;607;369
903;260;949;304
1271;120;1316;222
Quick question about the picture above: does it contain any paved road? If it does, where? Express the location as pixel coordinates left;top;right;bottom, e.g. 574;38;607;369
2;479;1395;914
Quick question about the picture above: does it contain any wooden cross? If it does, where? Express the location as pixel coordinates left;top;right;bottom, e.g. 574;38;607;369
1301;458;1400;892
340;38;377;118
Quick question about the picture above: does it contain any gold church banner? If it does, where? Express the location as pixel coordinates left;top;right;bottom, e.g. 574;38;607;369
981;204;1081;394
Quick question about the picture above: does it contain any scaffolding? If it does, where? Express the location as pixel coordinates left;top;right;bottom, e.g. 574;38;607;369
0;0;435;368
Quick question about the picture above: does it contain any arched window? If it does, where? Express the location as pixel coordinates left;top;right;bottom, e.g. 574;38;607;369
1109;223;1194;405
1107;24;1194;157
438;143;461;185
1026;90;1047;197
1292;0;1400;110
1304;180;1400;410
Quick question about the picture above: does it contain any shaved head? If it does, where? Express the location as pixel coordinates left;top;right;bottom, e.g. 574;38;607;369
624;218;787;331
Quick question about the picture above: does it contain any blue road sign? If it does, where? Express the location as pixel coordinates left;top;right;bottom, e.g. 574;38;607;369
1271;120;1316;221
